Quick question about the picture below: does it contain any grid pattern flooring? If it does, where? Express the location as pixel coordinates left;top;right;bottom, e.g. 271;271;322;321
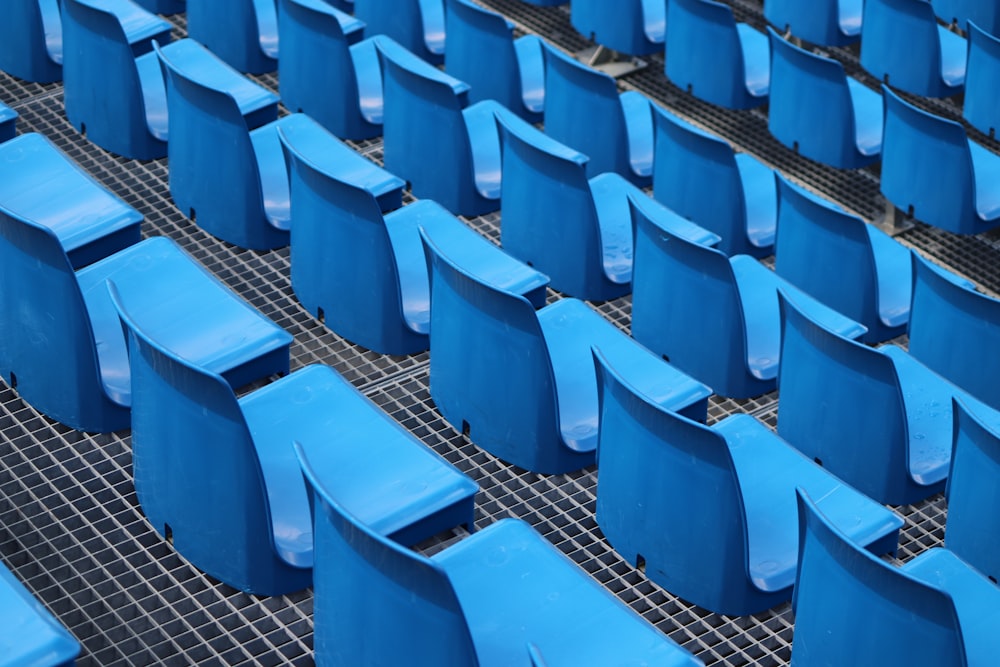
0;2;989;665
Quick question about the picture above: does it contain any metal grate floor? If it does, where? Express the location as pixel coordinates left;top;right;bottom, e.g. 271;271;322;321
0;2;986;665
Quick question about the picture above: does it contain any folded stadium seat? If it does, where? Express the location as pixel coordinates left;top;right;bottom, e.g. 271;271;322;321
933;0;1000;33
767;29;883;169
0;103;18;143
421;224;711;475
908;252;1000;411
112;294;477;597
653;106;776;258
793;489;1000;667
631;210;866;399
134;0;185;13
0;0;62;83
593;349;902;616
62;0;184;160
155;39;305;250
764;0;862;45
773;175;923;343
186;0;278;74
355;0;445;65
945;399;1000;585
963;21;1000;137
543;44;653;186
278;0;392;140
496;111;720;301
665;0;769;109
0;563;80;666
280;120;548;355
861;0;966;97
444;0;545;122
777;292;997;505
880;85;1000;235
570;0;666;55
297;443;705;667
377;39;519;217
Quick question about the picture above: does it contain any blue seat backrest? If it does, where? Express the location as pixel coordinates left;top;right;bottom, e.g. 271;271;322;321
445;0;521;109
186;0;276;73
773;175;877;332
496;115;601;295
594;350;749;613
571;0;661;55
767;28;857;166
156;42;272;249
298;445;480;666
934;0;1000;32
793;491;965;666
964;21;1000;136
630;209;747;390
652;107;745;255
62;0;169;159
765;0;851;45
880;85;975;231
0;203;125;432
543;44;629;180
861;0;944;90
114;290;292;595
908;252;1000;410
777;295;909;500
377;43;475;208
0;0;62;83
356;0;444;63
279;132;408;352
421;229;560;470
666;0;748;106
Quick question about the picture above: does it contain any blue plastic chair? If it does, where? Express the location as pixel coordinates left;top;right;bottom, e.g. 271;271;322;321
134;0;185;13
881;85;1000;235
186;0;279;74
777;292;990;505
767;29;882;169
497;112;720;301
297;444;705;667
964;21;1000;138
594;349;902;616
860;0;966;97
0;103;17;144
62;0;176;160
945;399;1000;586
0;0;63;83
278;0;389;141
521;0;566;5
773;175;911;343
280;122;549;355
665;0;769;109
631;210;866;399
933;0;1000;33
653;106;776;258
444;0;545;122
113;294;477;597
156;39;303;250
793;489;1000;667
422;224;711;475
355;0;445;64
543;44;653;186
570;0;666;55
0;563;80;667
908;252;1000;411
377;39;515;217
764;0;862;45
0;204;291;433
